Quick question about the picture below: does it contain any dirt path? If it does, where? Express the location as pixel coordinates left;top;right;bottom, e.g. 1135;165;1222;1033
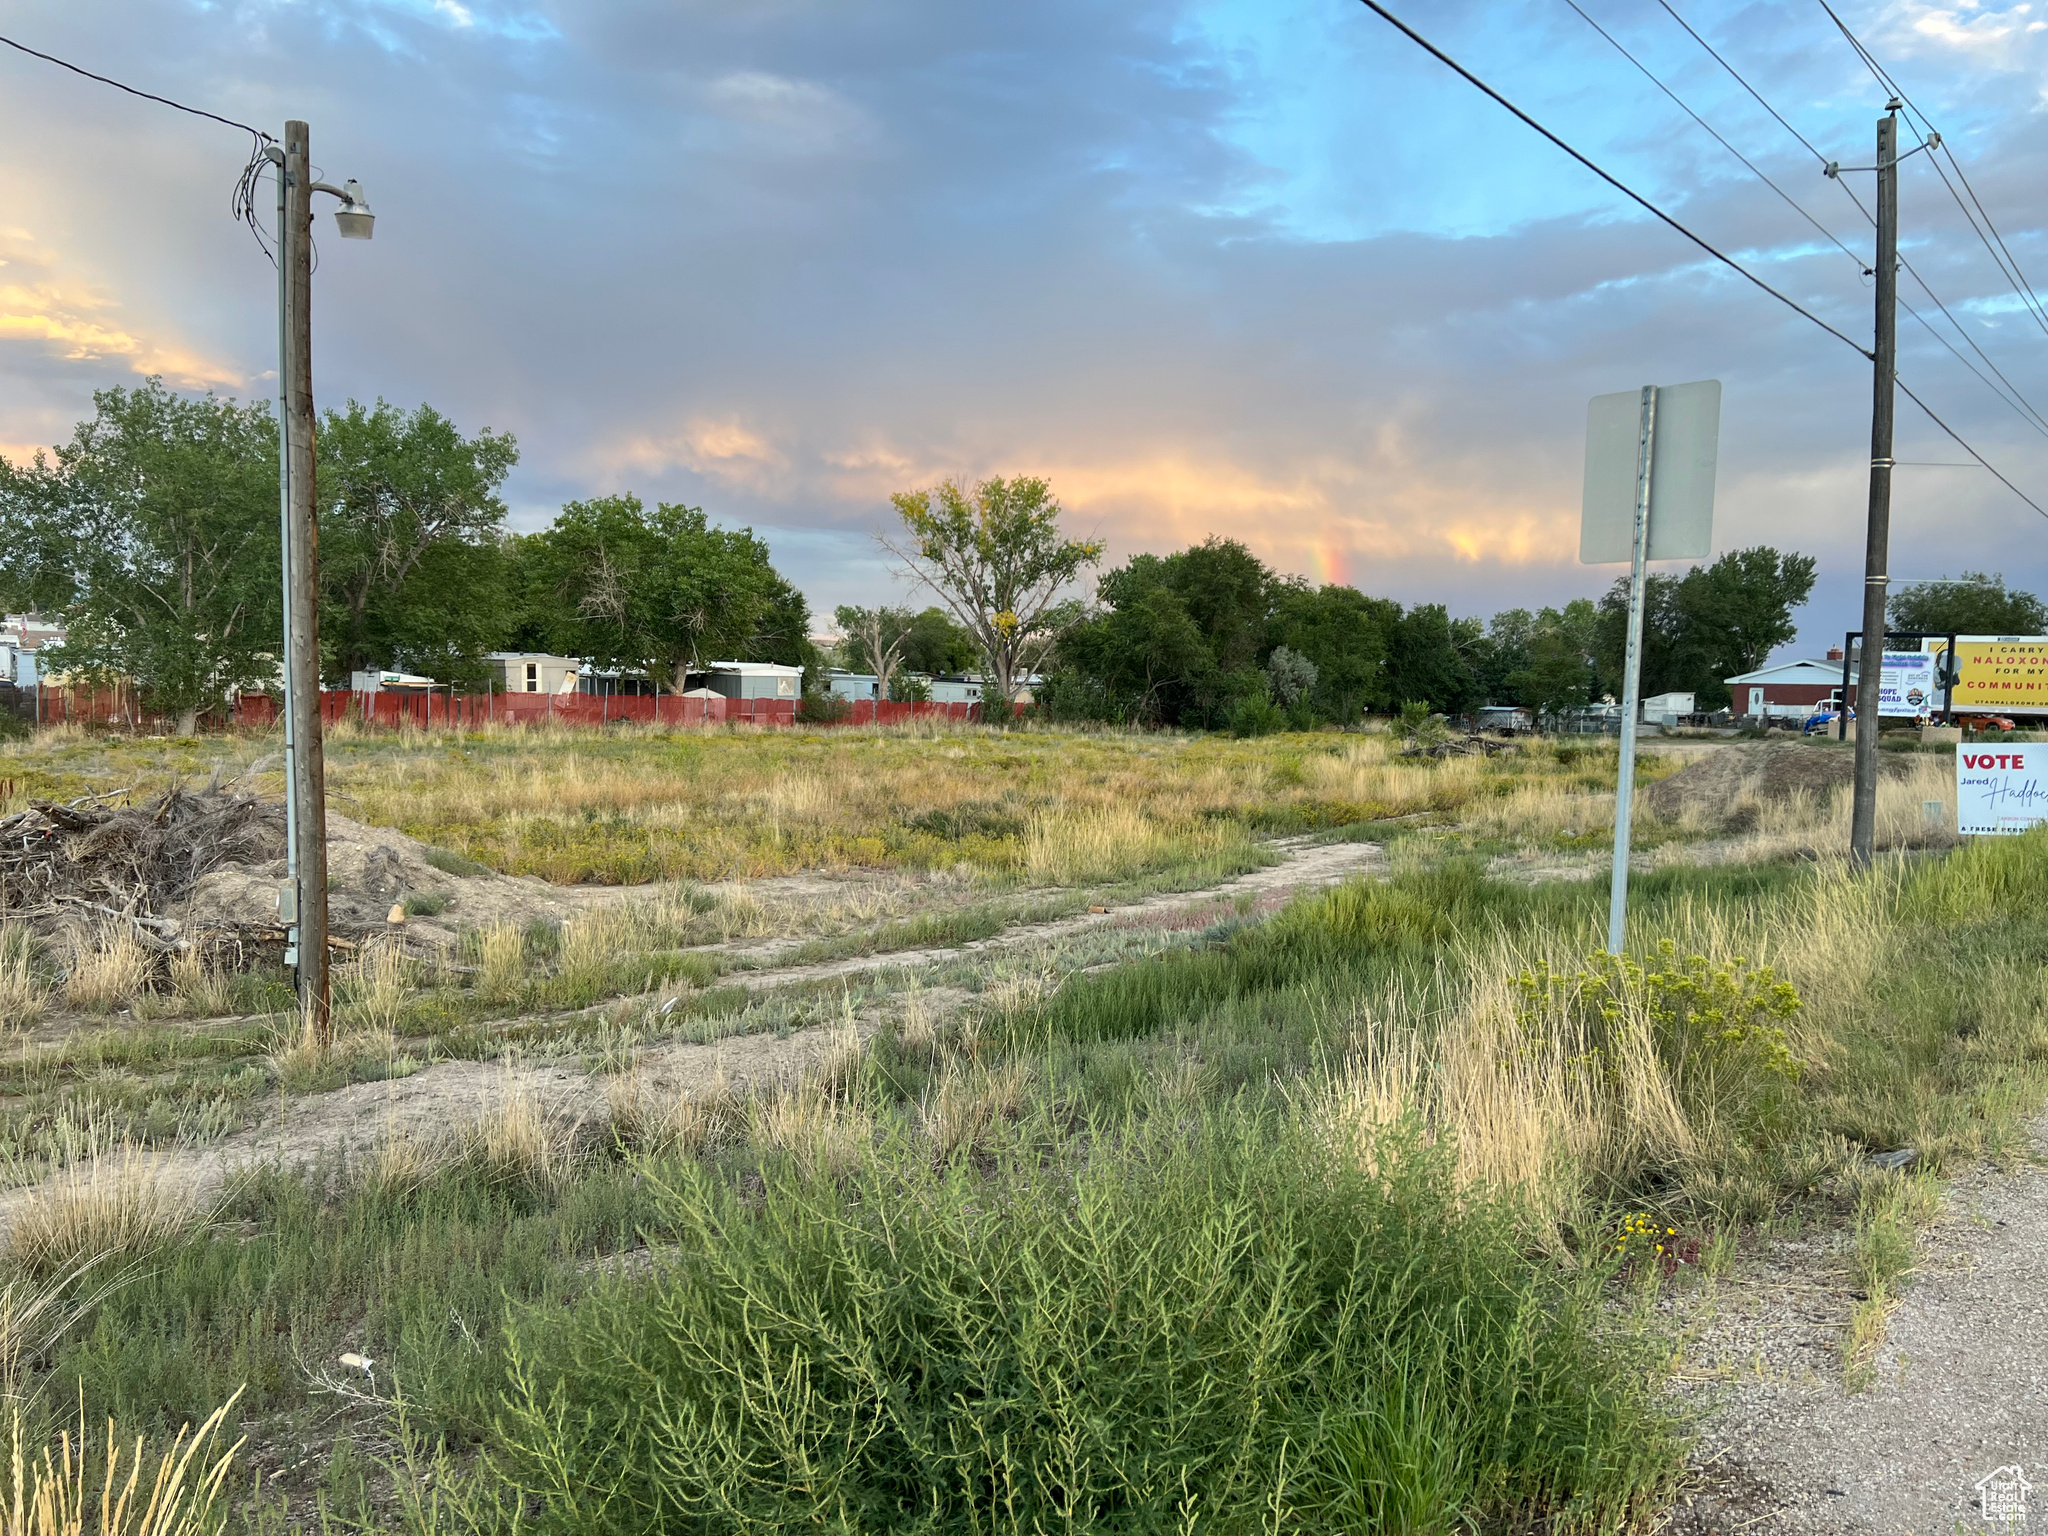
716;835;1388;992
1667;1123;2048;1532
0;834;1388;1237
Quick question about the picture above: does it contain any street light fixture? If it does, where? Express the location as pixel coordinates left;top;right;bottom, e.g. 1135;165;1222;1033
325;178;375;240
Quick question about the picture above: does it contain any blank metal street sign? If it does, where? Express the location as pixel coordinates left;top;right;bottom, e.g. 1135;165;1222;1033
1580;379;1720;564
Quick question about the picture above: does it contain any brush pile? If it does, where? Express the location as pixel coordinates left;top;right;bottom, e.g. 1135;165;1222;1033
1398;733;1517;760
0;786;285;947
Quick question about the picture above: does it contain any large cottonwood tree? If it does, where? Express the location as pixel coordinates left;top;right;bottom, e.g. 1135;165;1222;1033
0;381;279;733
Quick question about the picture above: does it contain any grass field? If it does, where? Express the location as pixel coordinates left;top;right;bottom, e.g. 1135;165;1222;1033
0;719;2038;1533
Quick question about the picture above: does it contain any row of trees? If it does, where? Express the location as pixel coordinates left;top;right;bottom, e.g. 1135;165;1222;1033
12;383;2027;733
0;383;815;727
1036;538;1821;728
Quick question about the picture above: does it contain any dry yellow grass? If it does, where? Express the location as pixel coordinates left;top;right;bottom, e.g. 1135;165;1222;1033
607;1067;737;1157
476;924;527;1004
336;941;412;1034
6;1154;204;1278
457;1085;578;1192
753;1064;880;1187
0;928;46;1033
0;1393;243;1536
1021;805;1248;885
164;951;229;1020
62;931;148;1017
359;1126;454;1203
920;1060;1026;1163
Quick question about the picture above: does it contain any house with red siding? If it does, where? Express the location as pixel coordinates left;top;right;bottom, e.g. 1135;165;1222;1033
1726;648;1854;723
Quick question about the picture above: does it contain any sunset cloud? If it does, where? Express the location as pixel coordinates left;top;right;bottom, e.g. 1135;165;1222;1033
0;0;2042;640
0;232;243;393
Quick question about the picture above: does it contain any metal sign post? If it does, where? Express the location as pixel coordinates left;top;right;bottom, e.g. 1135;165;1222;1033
1608;387;1656;958
1582;379;1720;955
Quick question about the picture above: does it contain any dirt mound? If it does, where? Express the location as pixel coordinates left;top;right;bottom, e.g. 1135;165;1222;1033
2;784;591;954
1646;742;1913;828
183;812;592;949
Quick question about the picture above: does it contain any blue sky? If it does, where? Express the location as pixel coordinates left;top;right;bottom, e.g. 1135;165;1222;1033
2;0;2045;655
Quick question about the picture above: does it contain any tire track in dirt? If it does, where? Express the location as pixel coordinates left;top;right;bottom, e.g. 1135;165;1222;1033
0;835;1388;1237
713;835;1388;993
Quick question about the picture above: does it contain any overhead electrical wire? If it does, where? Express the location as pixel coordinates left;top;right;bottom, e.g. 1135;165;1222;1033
1349;0;2048;522
1896;378;2048;516
0;33;267;140
1350;0;1872;357
1558;0;1870;275
1644;1;2048;436
0;32;278;262
1814;0;2048;342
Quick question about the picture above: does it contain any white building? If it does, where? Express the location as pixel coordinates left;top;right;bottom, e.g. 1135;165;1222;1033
705;661;803;701
1;613;65;689
828;670;880;703
487;652;582;695
1639;691;1696;728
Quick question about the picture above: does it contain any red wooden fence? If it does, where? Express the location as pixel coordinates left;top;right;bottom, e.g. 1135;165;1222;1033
28;686;988;733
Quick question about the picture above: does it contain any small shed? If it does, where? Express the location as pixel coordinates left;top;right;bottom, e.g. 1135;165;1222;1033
488;652;581;695
706;662;803;701
1725;658;1853;723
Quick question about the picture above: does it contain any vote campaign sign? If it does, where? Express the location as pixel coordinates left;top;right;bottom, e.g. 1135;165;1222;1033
1956;745;2048;835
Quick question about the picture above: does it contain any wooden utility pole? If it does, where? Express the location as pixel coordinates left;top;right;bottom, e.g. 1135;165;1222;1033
1849;105;1899;865
283;119;331;1042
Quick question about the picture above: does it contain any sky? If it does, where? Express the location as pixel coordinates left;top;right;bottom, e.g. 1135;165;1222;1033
2;0;2046;658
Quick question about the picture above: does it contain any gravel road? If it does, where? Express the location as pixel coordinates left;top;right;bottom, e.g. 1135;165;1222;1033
1668;1122;2048;1533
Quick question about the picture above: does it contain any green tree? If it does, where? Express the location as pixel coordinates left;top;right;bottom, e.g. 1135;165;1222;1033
1598;547;1816;709
1;381;280;734
1509;600;1604;716
526;495;784;693
897;607;980;676
317;400;518;686
1889;572;2047;636
1049;580;1216;725
1268;581;1398;721
1159;538;1274;677
1387;603;1476;714
884;477;1103;710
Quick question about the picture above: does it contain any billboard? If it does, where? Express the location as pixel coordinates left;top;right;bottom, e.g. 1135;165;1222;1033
1877;651;1938;717
1957;745;2048;835
1930;637;2048;716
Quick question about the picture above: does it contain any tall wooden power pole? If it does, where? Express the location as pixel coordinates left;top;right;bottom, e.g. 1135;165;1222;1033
283;119;332;1042
1849;104;1899;866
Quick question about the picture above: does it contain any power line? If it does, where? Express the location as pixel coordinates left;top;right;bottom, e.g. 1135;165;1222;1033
1646;4;2048;435
0;33;269;141
1350;0;1873;358
1813;0;2048;343
1559;0;1871;276
1896;378;2048;519
1349;0;2048;524
1655;1;1831;165
0;32;277;263
1897;291;2048;438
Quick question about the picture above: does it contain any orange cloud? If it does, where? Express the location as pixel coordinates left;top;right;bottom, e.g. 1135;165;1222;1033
604;415;792;492
0;231;243;391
